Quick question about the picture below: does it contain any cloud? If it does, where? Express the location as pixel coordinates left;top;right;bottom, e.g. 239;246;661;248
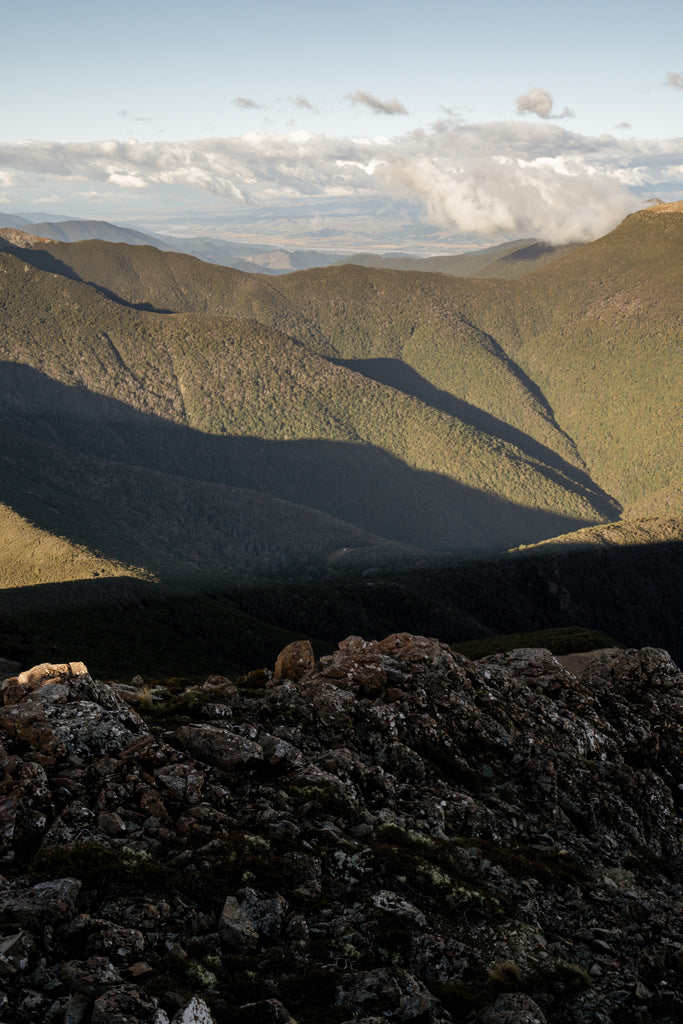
233;97;261;110
118;109;152;123
665;72;683;89
107;172;148;189
2;120;682;244
615;122;632;130
346;90;408;116
516;88;574;120
29;195;64;205
293;95;316;111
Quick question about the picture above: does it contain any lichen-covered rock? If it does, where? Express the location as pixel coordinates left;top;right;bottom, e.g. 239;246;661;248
0;877;81;929
238;998;293;1023
171;996;216;1023
175;723;263;769
0;671;150;758
480;993;548;1024
335;967;446;1021
90;982;164;1023
217;895;259;950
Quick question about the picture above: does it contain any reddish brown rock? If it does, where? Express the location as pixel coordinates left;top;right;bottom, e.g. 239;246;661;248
273;640;315;682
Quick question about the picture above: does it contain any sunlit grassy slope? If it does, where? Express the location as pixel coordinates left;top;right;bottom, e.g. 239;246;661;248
0;502;149;588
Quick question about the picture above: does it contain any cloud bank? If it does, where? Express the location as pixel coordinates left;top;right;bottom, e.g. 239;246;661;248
2;118;682;243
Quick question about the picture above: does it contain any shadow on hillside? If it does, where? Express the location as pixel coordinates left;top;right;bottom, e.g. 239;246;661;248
0;237;173;313
0;577;328;676
2;536;682;673
333;357;618;519
229;538;683;667
0;362;599;575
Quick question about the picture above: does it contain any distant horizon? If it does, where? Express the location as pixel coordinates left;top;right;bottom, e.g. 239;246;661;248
0;192;656;257
3;0;683;248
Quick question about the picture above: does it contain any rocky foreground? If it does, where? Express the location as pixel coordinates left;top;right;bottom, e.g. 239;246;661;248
0;634;681;1024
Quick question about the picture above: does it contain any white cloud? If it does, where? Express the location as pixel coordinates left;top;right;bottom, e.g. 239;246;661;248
107;172;148;188
1;119;682;244
346;91;408;116
665;72;683;89
516;88;574;120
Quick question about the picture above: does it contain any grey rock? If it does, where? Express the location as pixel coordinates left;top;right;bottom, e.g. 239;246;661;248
239;997;293;1023
0;673;150;758
90;982;163;1023
0;877;81;929
171;995;215;1023
480;993;548;1023
176;724;263;769
239;887;288;939
217;895;259;949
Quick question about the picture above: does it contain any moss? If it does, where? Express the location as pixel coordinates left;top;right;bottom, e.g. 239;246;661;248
482;840;588;888
427;978;488;1015
184;959;219;991
30;842;172;897
369;824;513;922
284;779;352;819
488;960;524;991
528;959;592;996
235;668;269;690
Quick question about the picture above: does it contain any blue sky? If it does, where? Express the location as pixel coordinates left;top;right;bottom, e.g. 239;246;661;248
2;0;683;249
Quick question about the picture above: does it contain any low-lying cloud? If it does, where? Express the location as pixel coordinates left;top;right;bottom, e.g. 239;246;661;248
665;72;683;89
347;91;408;116
2;118;682;244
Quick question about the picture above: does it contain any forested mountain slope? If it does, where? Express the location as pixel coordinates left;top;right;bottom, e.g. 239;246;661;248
1;203;681;592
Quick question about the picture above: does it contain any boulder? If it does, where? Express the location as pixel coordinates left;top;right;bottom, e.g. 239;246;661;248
218;895;259;950
0;673;150;758
171;996;216;1023
479;993;548;1024
273;640;315;682
176;724;263;769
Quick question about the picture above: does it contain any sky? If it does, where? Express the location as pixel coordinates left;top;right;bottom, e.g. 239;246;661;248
2;0;683;251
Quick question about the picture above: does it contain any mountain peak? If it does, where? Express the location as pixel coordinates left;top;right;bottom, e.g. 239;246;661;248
631;198;683;219
0;227;51;250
